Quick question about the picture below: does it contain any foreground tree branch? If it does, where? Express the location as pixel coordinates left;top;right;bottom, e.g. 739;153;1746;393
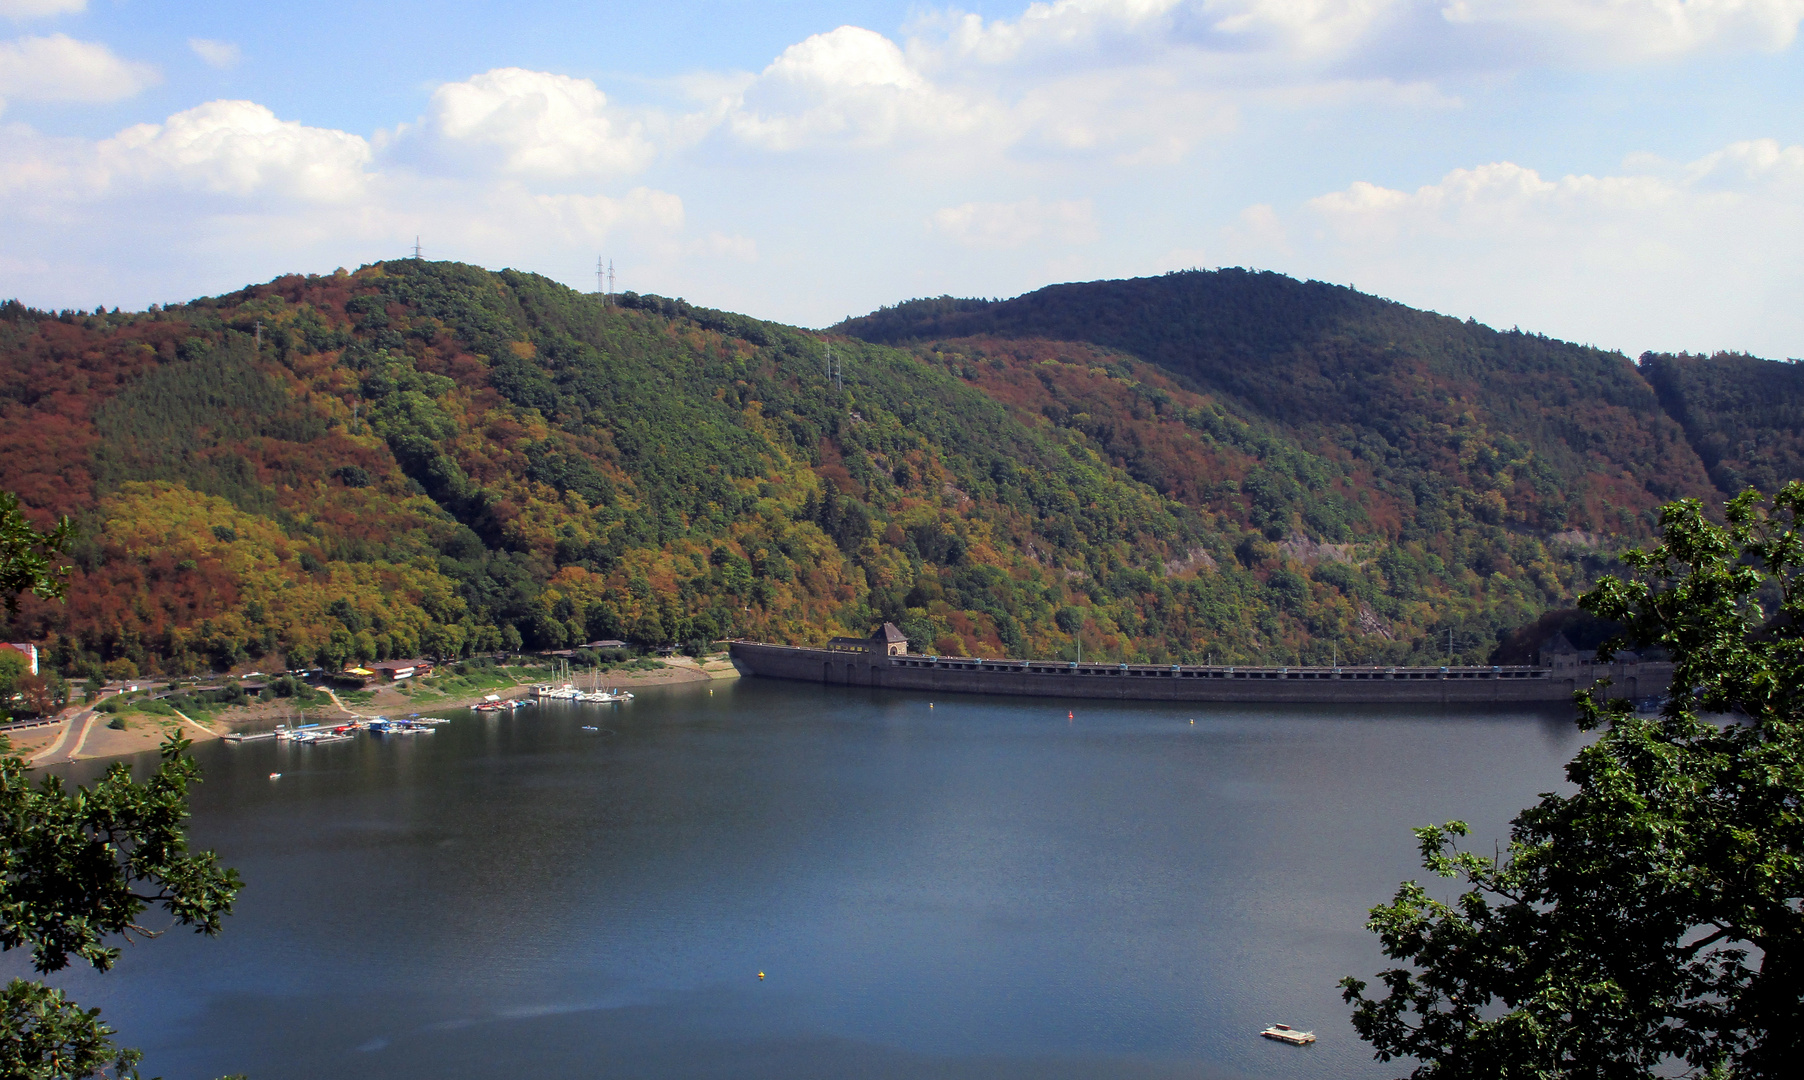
1343;486;1804;1079
0;487;243;1078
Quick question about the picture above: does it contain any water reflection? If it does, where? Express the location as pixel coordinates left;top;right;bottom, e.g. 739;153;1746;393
23;682;1586;1080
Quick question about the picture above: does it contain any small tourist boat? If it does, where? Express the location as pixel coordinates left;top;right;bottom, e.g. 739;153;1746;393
581;725;599;731
1260;1024;1315;1045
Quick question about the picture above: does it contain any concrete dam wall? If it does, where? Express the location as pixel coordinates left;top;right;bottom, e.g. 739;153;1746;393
728;641;1670;706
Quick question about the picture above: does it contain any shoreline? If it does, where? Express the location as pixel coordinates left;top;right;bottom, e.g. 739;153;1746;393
20;655;744;769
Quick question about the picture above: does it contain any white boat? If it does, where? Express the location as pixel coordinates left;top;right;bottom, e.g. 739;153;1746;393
576;688;633;703
1260;1024;1315;1045
537;661;585;698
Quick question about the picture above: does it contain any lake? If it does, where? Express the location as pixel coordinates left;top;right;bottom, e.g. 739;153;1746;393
29;679;1585;1080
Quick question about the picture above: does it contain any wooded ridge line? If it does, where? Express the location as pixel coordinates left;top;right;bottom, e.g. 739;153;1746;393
1;262;1795;689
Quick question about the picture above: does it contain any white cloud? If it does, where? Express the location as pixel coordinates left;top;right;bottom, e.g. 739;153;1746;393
97;100;372;201
1443;0;1804;60
0;0;85;18
420;68;655;179
726;26;995;150
1243;138;1804;355
688;3;1801;168
931;197;1099;248
188;38;242;70
0;34;158;108
0;96;702;315
4;6;1802;352
933;0;1186;64
925;0;1804;70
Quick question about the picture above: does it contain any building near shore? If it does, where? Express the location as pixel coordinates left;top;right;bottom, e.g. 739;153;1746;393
1;643;36;675
366;659;432;681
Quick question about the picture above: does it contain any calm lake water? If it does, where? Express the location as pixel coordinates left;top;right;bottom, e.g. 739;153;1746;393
29;680;1586;1080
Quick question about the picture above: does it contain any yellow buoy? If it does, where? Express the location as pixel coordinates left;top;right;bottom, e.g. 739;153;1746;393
758;972;765;980
1190;719;1195;725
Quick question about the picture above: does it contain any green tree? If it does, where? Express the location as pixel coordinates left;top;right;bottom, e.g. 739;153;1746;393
0;650;26;704
1342;486;1804;1078
0;489;242;1078
0;492;72;616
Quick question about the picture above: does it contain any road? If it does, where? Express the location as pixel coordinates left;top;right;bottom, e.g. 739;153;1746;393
30;709;97;766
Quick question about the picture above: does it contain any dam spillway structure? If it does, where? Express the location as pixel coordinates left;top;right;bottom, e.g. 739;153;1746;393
728;625;1670;706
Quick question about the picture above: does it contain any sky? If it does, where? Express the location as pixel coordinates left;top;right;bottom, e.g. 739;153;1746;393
2;1;1802;359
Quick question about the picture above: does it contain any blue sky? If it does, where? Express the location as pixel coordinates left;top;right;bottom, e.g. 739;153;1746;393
3;0;1802;358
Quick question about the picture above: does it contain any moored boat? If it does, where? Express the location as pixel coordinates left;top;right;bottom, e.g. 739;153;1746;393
1259;1024;1315;1045
577;688;634;703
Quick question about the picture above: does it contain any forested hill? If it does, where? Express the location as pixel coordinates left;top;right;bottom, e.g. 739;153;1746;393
1641;351;1804;497
0;261;1213;679
832;268;1804;628
0;263;1792;683
835;270;1717;532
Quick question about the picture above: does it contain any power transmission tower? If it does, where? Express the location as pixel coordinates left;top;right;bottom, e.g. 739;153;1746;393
253;320;263;352
413;237;423;260
597;258;617;305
